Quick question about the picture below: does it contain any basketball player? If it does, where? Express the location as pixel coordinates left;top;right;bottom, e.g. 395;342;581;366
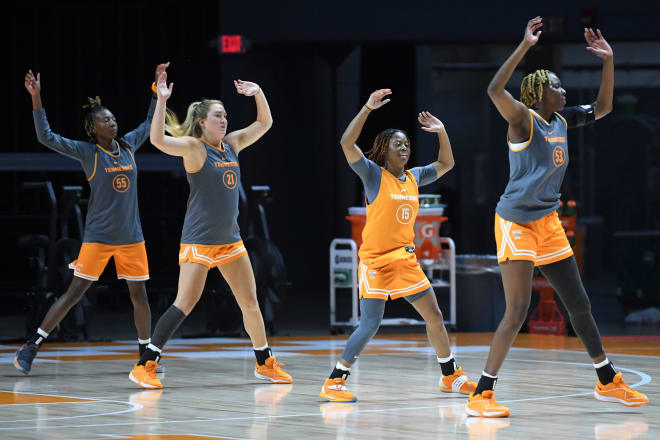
128;72;291;389
466;17;649;417
319;88;476;402
14;63;169;374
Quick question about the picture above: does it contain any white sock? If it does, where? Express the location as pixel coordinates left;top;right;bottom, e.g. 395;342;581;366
437;354;454;363
253;344;269;351
482;371;498;379
146;343;162;353
336;361;351;371
593;358;610;369
138;338;151;345
35;328;49;345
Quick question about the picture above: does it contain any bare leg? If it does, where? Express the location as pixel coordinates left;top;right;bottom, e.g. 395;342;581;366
39;276;94;333
172;262;209;315
126;280;151;340
483;260;534;375
218;254;267;348
409;289;451;358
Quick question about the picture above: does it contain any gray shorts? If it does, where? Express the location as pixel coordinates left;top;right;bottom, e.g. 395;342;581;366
403;287;432;304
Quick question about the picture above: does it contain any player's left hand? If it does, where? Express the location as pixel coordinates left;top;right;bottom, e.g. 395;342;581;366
418;111;445;133
234;80;261;96
585;28;613;60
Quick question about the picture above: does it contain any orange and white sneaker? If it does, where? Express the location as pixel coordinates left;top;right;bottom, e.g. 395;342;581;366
465;391;510;418
594;372;649;407
439;367;477;395
320;378;357;402
254;356;293;384
129;361;162;389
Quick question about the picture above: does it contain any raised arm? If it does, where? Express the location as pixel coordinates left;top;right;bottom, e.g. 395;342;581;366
418;112;454;179
223;80;273;154
487;17;543;140
149;72;198;158
124;62;169;151
25;70;89;162
584;28;614;119
339;89;392;164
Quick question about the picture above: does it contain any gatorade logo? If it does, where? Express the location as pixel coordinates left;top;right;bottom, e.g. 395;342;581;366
222;170;238;189
420;223;436;238
553;146;566;167
112;174;130;193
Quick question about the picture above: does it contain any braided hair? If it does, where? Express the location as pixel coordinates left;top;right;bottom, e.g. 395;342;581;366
520;69;551;108
82;96;109;141
364;128;410;168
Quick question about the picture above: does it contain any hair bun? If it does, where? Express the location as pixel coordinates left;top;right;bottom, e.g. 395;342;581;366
82;96;102;110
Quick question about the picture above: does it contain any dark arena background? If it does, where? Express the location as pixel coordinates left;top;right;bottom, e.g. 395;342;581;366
1;1;659;438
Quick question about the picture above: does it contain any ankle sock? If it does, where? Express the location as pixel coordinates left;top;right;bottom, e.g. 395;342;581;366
594;358;616;384
473;371;498;396
254;345;272;366
329;361;351;380
28;328;49;347
438;354;457;376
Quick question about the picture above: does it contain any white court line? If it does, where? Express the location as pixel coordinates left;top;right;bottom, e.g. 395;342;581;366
0;389;142;424
0;356;651;432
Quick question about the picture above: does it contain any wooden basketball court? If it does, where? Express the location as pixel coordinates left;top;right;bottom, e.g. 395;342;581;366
1;333;657;439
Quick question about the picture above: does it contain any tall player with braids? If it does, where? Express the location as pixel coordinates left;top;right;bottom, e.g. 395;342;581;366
14;63;169;374
319;89;476;402
128;72;292;389
466;17;649;417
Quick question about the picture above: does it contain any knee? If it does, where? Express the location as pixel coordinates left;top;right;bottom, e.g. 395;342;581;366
173;292;201;316
61;290;84;307
425;309;445;329
568;294;592;316
358;316;382;338
504;304;529;328
129;284;149;305
236;292;260;313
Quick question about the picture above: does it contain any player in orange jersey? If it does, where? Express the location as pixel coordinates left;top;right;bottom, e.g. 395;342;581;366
320;89;476;402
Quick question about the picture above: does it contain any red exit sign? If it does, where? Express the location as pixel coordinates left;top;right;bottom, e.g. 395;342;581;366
220;35;246;54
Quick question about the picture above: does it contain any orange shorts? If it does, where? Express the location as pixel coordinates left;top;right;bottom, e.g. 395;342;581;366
178;241;247;268
359;253;431;300
495;211;573;266
68;241;149;282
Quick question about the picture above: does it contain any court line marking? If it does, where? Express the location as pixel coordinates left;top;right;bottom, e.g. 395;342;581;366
0;355;650;432
0;389;142;424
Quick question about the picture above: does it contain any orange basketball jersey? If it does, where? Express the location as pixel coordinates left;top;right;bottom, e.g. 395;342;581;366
359;168;419;269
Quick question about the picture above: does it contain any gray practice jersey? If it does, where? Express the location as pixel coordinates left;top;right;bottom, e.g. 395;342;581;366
180;141;241;245
348;156;438;204
32;97;156;244
496;109;571;223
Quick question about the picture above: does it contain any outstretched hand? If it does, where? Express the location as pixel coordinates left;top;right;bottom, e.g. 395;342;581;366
584;28;613;60
365;89;392;110
234;80;261;96
523;16;543;47
155;62;170;84
156;71;173;100
24;70;41;97
418;111;445;133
